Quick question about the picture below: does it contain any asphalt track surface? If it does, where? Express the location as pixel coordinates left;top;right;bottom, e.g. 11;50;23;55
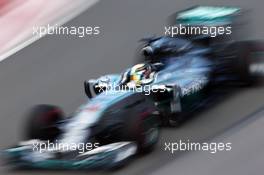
153;108;264;175
0;0;264;175
152;107;264;175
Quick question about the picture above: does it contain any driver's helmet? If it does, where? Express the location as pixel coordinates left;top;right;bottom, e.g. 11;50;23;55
129;63;153;86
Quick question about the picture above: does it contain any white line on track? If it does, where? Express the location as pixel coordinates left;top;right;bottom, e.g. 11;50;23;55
0;0;99;62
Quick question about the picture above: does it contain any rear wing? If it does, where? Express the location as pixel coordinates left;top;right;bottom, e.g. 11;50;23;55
168;6;250;44
172;6;241;26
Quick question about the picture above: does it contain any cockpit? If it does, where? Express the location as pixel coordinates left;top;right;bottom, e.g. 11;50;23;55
120;63;157;88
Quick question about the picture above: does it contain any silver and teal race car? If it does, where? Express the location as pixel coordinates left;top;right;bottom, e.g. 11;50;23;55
2;6;264;170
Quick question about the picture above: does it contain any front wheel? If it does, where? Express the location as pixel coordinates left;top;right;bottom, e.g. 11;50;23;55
125;113;160;153
24;104;64;141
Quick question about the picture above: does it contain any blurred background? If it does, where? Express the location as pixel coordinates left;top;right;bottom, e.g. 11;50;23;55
0;0;264;175
0;0;97;61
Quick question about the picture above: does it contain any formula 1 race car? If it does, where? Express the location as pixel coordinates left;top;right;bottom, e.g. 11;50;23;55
2;6;264;170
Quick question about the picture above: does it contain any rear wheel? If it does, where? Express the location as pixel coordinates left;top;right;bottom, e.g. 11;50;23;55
24;104;64;141
231;41;264;85
233;42;252;84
